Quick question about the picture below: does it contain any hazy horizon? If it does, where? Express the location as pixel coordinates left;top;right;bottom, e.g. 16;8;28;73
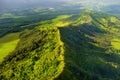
0;0;120;10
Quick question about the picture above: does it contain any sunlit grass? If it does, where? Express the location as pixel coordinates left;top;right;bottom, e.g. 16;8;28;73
109;16;118;23
0;32;19;43
0;39;19;62
111;39;120;50
0;33;20;62
39;15;72;28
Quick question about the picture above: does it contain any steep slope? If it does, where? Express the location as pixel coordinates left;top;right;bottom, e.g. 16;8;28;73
56;12;120;80
57;25;120;80
0;27;65;80
1;11;120;80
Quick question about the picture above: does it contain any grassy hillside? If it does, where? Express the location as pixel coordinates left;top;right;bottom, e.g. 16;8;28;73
0;33;20;62
1;11;120;80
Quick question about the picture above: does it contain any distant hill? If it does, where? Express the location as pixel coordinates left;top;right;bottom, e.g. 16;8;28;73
1;11;120;80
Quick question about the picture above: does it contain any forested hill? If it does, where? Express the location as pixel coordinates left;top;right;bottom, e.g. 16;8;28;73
1;11;120;80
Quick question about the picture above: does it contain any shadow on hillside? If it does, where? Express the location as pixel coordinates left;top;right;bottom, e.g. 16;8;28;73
55;24;120;80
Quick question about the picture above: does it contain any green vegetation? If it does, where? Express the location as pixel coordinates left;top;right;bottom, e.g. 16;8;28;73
0;27;64;80
0;7;82;37
1;11;120;80
111;39;120;50
0;13;26;19
0;33;20;62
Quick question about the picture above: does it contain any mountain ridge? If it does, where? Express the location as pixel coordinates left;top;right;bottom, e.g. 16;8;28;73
1;11;120;80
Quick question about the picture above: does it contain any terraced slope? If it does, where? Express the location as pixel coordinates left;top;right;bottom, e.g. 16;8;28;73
1;11;120;80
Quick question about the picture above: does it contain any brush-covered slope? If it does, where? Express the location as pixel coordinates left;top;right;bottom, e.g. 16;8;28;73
1;11;120;80
0;27;64;80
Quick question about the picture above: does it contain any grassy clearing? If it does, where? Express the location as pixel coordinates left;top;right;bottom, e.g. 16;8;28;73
0;33;20;62
0;32;19;43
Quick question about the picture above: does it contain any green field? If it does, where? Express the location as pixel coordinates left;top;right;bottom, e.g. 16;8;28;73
0;33;20;62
